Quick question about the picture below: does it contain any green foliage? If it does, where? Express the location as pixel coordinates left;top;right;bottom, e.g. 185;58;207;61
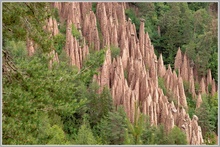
87;83;113;127
92;3;97;13
4;40;27;62
53;33;66;55
208;52;218;82
126;102;145;144
165;126;187;145
183;80;190;93
2;46;88;144
142;124;187;145
96;20;103;47
3;2;55;53
186;94;196;119
195;82;200;95
204;132;217;145
125;8;140;33
3;2;217;145
98;106;127;145
74;117;97;145
58;21;67;35
47;125;70;145
53;8;60;22
195;94;218;139
110;45;120;60
71;24;81;40
80;49;106;86
124;69;128;81
133;2;217;81
158;77;167;95
188;2;209;11
158;77;177;105
175;69;179;77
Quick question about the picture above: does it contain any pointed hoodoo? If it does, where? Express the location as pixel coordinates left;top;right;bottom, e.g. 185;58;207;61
174;47;182;70
181;53;189;82
211;79;216;96
51;2;207;145
100;46;112;89
189;67;196;98
206;69;212;87
157;54;166;77
199;77;206;95
178;76;188;109
196;93;202;109
82;11;100;51
139;18;145;56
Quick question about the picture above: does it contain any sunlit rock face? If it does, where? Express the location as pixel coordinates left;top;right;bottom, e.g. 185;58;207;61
51;2;217;145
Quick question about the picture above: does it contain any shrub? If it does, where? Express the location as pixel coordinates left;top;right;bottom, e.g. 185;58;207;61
74;117;97;145
58;21;67;34
124;69;128;81
53;33;66;55
175;69;179;76
183;80;190;93
98;106;127;145
96;20;103;47
125;8;140;33
165;126;187;145
186;93;196;118
110;45;120;60
204;132;217;145
92;3;97;13
195;82;200;94
53;8;60;23
5;40;27;63
71;24;81;40
80;49;106;86
208;84;212;94
87;84;113;127
158;77;167;95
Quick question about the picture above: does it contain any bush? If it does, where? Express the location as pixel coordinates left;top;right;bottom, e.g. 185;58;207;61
5;40;27;63
53;33;66;55
2;54;88;144
53;8;60;23
87;84;113;127
158;77;167;95
74;117;97;145
80;49;106;86
204;132;217;145
92;3;97;13
195;95;216;136
165;126;187;145
58;21;66;34
195;82;200;94
208;84;212;93
186;95;196;119
96;20;103;47
141;124;167;145
110;45;120;60
98;106;127;145
124;69;128;80
183;80;190;93
71;24;81;40
125;8;140;33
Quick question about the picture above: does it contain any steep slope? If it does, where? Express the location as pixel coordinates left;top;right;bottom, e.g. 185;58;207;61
26;2;217;145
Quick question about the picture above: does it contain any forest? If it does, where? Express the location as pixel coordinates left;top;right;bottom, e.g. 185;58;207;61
2;2;218;145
